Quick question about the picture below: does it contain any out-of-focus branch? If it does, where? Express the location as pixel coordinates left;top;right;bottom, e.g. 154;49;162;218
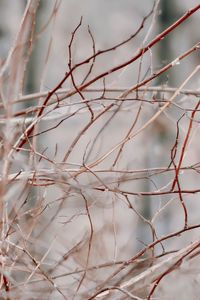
93;240;200;299
0;0;40;108
3;86;199;107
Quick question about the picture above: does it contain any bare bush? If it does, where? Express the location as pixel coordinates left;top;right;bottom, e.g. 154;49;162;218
0;1;200;299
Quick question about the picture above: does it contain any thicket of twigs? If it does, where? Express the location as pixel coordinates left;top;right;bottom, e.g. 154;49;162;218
0;1;200;299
